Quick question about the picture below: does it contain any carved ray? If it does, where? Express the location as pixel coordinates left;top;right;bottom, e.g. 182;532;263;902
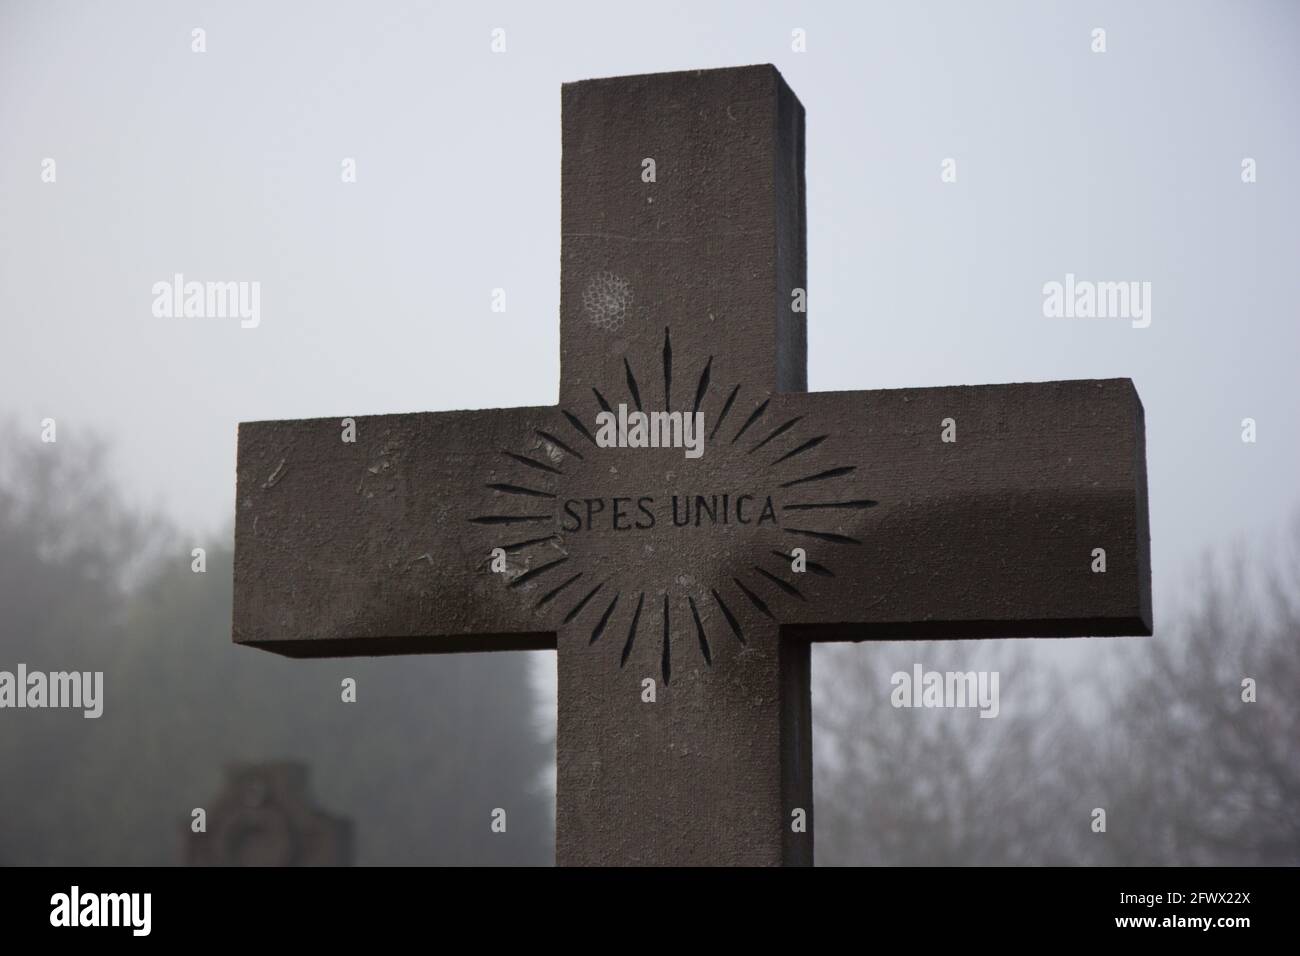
537;572;583;607
692;357;712;416
710;588;746;645
486;483;555;499
779;466;856;489
733;577;775;620
561;408;599;446
688;596;712;665
469;514;551;525
507;556;569;588
662;327;673;408
590;593;620;645
661;594;671;685
732;397;770;444
563;581;605;623
709;384;741;440
784;527;862;545
502;534;558;552
624;358;643;411
754;566;807;601
502;450;563;476
750;416;803;454
782;499;878;511
620;592;646;667
771;435;827;466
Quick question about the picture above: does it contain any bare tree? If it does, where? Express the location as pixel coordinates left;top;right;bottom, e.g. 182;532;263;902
815;514;1300;866
815;638;1076;865
1074;522;1300;865
0;423;554;865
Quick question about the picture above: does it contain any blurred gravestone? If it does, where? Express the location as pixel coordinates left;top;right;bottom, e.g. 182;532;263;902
186;762;352;867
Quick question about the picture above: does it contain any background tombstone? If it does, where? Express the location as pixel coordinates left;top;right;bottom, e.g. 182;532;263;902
185;762;353;867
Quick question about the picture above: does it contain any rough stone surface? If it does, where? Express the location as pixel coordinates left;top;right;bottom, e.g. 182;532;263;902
232;65;1152;866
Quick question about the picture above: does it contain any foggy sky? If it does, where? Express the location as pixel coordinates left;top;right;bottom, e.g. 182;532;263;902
2;0;1297;645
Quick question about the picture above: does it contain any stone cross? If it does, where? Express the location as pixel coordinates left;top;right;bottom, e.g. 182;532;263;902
232;65;1151;866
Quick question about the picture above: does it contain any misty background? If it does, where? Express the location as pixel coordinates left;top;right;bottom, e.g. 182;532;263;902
1;0;1297;864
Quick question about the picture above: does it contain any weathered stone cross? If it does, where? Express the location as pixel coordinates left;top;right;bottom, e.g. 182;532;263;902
233;65;1151;866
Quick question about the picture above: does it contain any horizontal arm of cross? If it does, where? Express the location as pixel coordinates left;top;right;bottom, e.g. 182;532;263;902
758;377;1151;640
233;406;564;657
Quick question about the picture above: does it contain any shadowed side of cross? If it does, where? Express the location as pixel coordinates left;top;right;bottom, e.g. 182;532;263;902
233;66;1150;866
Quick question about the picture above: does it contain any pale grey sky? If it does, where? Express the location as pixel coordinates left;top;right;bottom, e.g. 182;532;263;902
2;0;1297;638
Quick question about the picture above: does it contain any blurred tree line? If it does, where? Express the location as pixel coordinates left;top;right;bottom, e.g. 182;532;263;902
814;522;1300;865
0;425;553;865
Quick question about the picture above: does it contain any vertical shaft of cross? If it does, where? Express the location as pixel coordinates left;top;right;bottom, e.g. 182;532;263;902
557;618;811;865
555;66;813;865
559;65;807;407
